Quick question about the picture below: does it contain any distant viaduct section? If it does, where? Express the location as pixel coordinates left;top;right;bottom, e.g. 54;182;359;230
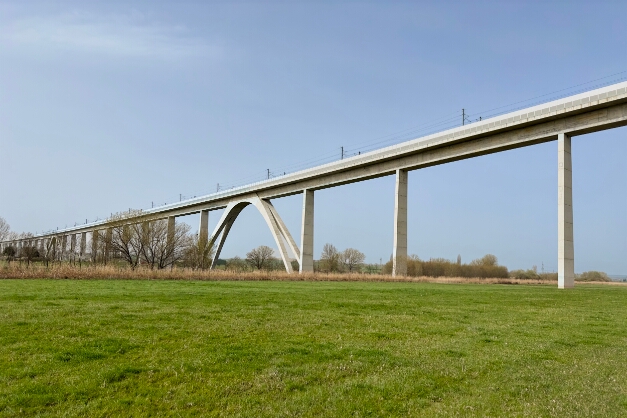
3;81;627;288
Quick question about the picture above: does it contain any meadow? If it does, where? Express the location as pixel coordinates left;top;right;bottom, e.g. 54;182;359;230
1;279;626;417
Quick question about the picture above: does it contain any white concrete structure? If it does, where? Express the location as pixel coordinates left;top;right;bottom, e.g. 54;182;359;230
299;190;315;273
558;133;575;289
198;210;209;244
3;81;627;286
70;234;77;254
393;169;408;276
80;232;87;256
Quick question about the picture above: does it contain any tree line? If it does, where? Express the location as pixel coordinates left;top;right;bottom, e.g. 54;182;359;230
1;216;616;280
222;243;367;273
381;254;510;278
0;213;214;270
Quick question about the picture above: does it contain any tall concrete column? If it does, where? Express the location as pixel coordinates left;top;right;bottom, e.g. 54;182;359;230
558;133;575;289
167;216;175;247
60;235;67;259
70;234;77;253
198;210;209;245
80;232;87;256
393;169;408;276
299;189;314;273
105;229;112;263
91;230;99;262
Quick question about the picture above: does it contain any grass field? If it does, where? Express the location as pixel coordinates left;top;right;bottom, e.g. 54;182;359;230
1;280;626;417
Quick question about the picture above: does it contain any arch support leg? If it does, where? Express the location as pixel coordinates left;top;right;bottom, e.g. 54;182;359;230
264;201;300;266
207;197;300;273
209;202;247;269
254;198;295;273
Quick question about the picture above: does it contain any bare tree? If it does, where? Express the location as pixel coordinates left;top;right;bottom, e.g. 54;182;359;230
246;245;274;270
140;219;190;269
20;245;39;266
320;243;341;272
0;217;10;242
16;233;34;265
182;233;215;270
341;248;365;272
3;246;16;264
103;210;147;270
226;256;249;272
471;254;498;267
44;237;57;267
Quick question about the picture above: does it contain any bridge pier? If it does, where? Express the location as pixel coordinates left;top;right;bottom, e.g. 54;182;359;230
393;169;408;276
167;216;175;247
60;235;67;259
80;232;86;256
70;234;77;254
300;190;314;273
91;230;99;262
198;210;209;245
104;229;112;263
558;133;575;289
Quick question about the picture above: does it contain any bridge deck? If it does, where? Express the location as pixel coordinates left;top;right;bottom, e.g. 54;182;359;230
4;81;627;240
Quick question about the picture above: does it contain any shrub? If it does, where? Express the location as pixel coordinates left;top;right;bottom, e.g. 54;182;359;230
577;271;611;282
382;254;509;279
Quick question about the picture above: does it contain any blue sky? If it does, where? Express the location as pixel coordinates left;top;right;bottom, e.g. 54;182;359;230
1;1;625;273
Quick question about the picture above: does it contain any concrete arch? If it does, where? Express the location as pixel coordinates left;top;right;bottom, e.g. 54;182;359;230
208;195;300;273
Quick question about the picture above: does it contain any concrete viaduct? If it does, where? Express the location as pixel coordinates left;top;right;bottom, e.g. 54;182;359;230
2;81;627;288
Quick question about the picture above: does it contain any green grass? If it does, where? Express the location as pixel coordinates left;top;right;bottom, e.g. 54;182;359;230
1;280;626;417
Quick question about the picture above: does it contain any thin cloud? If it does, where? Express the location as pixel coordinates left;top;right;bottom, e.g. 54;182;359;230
2;11;217;59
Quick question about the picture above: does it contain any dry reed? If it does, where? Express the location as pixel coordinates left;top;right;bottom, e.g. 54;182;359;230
2;263;620;286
